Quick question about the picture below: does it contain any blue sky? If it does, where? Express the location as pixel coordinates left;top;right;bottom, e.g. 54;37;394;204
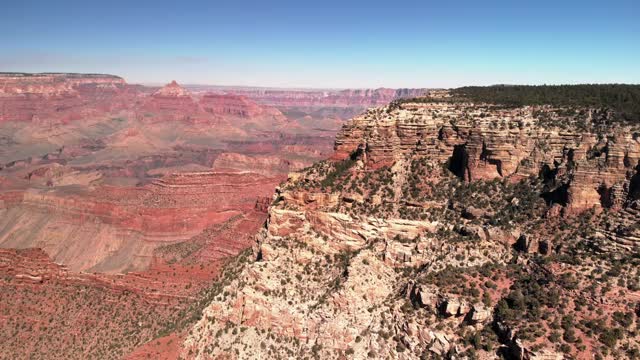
1;0;638;88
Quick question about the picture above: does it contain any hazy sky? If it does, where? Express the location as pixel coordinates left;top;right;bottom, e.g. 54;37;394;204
1;0;638;88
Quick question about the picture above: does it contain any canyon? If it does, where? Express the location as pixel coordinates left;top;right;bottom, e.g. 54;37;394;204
0;73;426;359
1;76;639;359
4;2;637;360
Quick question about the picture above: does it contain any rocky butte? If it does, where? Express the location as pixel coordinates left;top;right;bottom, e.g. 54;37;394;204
178;85;640;360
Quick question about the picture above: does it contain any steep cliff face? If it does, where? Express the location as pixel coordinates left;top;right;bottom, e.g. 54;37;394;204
181;92;640;360
187;86;427;108
334;101;640;213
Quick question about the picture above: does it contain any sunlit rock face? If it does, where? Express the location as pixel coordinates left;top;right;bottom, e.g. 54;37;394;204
334;101;640;212
182;92;640;360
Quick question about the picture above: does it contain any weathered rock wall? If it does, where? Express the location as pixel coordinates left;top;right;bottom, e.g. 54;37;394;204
334;102;640;212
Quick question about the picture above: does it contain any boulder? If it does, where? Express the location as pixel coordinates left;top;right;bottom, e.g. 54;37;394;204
439;296;468;317
462;205;486;220
469;303;492;324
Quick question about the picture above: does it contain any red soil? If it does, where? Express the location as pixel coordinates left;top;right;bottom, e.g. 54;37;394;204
125;333;184;360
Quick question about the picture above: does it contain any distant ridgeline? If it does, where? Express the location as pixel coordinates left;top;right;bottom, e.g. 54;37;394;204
0;72;123;79
398;84;640;123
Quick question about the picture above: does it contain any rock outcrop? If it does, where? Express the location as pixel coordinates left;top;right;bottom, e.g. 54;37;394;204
180;91;640;360
334;101;640;213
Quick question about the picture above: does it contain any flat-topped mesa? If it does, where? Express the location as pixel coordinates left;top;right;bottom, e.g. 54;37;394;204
0;73;126;95
333;95;640;212
0;73;129;122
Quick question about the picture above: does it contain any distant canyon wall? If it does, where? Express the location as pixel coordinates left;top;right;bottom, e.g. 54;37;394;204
187;85;428;108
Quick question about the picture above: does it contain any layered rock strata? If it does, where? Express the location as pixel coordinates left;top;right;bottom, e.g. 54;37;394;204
334;101;640;213
0;171;282;273
181;93;640;359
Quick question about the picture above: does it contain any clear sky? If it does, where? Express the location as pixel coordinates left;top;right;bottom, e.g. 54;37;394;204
1;0;638;88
